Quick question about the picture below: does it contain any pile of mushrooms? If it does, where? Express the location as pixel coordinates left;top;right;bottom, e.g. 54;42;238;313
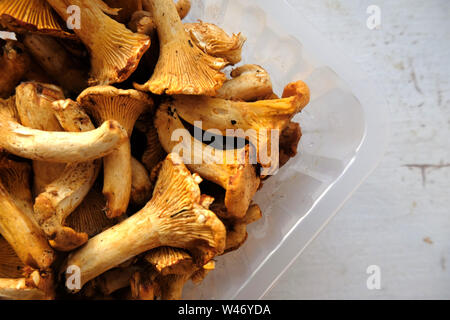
0;0;310;300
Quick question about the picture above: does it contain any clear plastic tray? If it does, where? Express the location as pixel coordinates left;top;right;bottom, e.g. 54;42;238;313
182;0;389;299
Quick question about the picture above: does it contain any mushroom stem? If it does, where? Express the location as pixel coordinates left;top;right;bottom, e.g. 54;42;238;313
46;0;150;85
102;140;132;217
142;0;191;20
65;153;225;290
130;157;152;207
0;182;55;270
135;0;226;95
0;117;127;163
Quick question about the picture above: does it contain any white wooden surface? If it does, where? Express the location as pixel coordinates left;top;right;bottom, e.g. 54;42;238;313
265;0;450;299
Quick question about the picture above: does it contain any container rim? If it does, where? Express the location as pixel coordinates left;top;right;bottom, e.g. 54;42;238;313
231;0;391;299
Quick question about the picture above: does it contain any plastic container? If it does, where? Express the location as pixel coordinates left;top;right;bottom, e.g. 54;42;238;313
182;0;390;299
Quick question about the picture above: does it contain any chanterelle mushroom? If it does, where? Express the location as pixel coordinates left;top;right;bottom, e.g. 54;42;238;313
78;86;153;218
134;0;226;95
0;156;56;270
0;112;127;164
216;203;262;253
140;246;214;300
46;0;151;85
168;80;310;174
185;21;246;66
215;64;274;101
155;104;260;219
0;40;30;99
0;0;72;38
64;153;226;289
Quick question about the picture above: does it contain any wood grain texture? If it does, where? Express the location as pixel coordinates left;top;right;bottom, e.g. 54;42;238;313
266;0;450;299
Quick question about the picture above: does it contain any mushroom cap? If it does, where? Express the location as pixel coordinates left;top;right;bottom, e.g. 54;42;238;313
144;247;193;275
0;0;74;38
78;86;153;134
185;21;246;65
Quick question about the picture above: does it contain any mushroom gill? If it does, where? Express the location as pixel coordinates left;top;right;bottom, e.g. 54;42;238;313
0;0;72;38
